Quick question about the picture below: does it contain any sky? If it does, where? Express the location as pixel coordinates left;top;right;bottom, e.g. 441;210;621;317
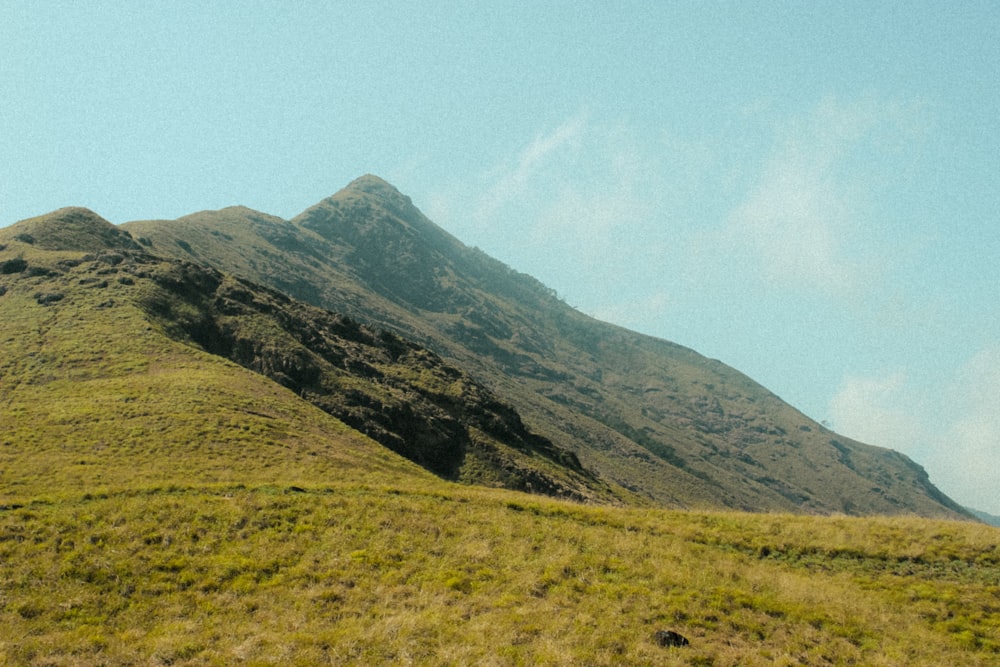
2;2;998;513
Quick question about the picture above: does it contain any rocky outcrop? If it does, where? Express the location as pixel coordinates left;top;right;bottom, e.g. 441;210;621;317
139;258;603;500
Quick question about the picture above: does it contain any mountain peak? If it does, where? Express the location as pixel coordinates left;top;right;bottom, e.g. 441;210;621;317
290;175;478;312
346;173;397;191
336;174;416;213
2;207;141;252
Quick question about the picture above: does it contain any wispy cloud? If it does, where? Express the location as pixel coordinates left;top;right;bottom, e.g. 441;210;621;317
460;98;927;323
711;97;922;299
475;112;588;223
528;125;662;248
926;346;1000;513
828;371;924;454
721;162;861;294
462;113;683;317
588;290;672;333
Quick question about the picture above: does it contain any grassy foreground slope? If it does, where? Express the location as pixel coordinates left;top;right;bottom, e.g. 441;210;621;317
0;222;429;501
2;486;998;666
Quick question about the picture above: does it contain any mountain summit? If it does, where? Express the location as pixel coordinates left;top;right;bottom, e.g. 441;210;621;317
0;177;971;518
292;174;486;313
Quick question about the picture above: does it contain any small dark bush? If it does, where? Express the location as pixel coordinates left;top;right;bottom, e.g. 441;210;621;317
34;292;64;306
1;258;27;274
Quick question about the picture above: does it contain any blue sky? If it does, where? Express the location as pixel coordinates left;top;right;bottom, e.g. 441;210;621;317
2;2;998;513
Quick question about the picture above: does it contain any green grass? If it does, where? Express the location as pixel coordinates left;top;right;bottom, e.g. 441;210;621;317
1;485;997;666
0;244;426;503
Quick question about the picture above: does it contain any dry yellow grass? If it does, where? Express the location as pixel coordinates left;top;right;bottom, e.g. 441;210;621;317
1;484;997;666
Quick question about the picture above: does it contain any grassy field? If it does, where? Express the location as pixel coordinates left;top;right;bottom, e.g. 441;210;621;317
1;483;998;666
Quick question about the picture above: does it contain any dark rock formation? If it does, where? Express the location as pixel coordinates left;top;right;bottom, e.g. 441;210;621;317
654;629;690;648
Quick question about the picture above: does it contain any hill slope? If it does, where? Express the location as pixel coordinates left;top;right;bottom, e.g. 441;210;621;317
121;176;969;518
1;485;997;665
0;210;611;503
0;227;417;501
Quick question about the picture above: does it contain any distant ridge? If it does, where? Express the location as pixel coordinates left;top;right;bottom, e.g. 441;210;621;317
968;507;1000;527
9;207;141;252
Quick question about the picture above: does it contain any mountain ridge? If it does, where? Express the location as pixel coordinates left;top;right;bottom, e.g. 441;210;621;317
0;218;614;503
1;179;972;518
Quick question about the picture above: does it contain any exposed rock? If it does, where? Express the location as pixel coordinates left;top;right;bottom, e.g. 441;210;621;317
27;266;60;278
654;629;689;648
137;260;600;500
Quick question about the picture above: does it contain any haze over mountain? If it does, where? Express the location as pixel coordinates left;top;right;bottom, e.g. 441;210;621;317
1;176;970;519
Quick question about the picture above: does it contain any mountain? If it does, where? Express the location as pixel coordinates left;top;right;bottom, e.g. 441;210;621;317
1;178;971;518
115;175;968;519
968;507;1000;527
0;208;612;503
4;185;997;667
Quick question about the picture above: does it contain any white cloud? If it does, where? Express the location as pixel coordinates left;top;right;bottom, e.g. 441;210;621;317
462;114;683;309
475;115;664;247
476;112;588;222
588;290;672;331
723;165;858;294
711;97;922;299
924;346;1000;514
828;346;1000;514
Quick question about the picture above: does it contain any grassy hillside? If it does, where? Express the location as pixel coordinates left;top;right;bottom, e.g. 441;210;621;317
0;227;425;501
0;213;610;503
2;485;997;665
124;176;969;518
